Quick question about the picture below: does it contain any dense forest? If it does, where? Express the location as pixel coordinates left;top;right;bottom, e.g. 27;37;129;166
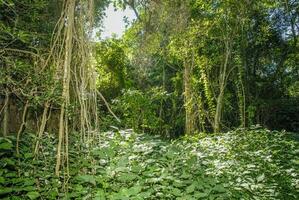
0;0;298;199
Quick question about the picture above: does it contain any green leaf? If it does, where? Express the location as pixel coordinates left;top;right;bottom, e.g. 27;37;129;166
117;173;138;182
213;184;226;193
0;176;5;184
23;179;35;186
194;192;208;198
94;189;106;200
139;191;152;198
48;189;58;199
131;165;144;173
27;191;40;200
172;188;182;196
257;174;265;182
0;187;13;195
76;175;96;186
186;183;196;193
3;158;15;166
24;153;33;159
292;159;299;165
23;186;36;192
0;142;13;150
127;185;142;196
117;157;129;167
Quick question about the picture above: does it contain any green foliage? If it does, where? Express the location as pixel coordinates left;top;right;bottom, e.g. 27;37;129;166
111;88;165;134
288;81;299;97
96;38;130;97
253;98;299;132
0;1;299;199
0;128;298;199
106;87;184;136
0;135;41;199
106;0;299;133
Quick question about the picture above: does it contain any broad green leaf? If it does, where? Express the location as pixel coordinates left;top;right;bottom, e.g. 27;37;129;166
172;188;182;196
257;174;265;182
0;142;13;150
127;185;142;196
213;184;226;193
76;175;96;185
0;176;5;184
94;189;106;200
27;191;40;200
23;186;36;192
194;192;208;198
23;179;35;186
186;183;196;193
0;187;13;195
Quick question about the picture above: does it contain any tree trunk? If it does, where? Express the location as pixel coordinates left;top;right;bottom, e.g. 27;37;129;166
184;60;195;135
239;28;247;128
214;40;231;132
2;90;9;136
214;90;224;133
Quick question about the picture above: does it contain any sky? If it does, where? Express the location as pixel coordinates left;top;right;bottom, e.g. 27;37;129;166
101;4;136;39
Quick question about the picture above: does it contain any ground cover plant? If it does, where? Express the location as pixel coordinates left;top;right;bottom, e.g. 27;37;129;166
0;127;298;199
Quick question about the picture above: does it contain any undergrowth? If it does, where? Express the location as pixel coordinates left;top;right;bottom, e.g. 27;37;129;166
0;128;298;199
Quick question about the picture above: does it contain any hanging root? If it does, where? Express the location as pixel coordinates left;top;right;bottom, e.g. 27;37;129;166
34;102;50;157
16;101;29;156
51;0;99;176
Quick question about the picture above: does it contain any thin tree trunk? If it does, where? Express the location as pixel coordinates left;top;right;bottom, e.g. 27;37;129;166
159;65;165;133
214;40;231;132
184;60;195;135
214;90;224;133
239;27;247;128
2;90;9;136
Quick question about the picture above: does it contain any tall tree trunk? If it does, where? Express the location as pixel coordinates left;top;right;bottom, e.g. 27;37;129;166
184;60;195;135
238;28;247;128
214;40;231;132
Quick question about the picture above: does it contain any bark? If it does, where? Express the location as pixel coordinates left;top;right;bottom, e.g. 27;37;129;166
214;90;224;133
2;90;9;136
184;60;195;135
214;40;231;132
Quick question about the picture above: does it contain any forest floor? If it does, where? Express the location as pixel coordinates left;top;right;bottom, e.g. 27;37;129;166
0;128;298;199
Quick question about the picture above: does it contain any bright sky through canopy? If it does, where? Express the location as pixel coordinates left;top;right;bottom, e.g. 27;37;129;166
101;4;136;39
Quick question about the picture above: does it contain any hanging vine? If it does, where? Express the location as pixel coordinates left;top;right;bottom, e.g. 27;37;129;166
36;0;100;176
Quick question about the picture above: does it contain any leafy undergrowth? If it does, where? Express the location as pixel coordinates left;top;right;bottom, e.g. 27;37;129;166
0;128;298;199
